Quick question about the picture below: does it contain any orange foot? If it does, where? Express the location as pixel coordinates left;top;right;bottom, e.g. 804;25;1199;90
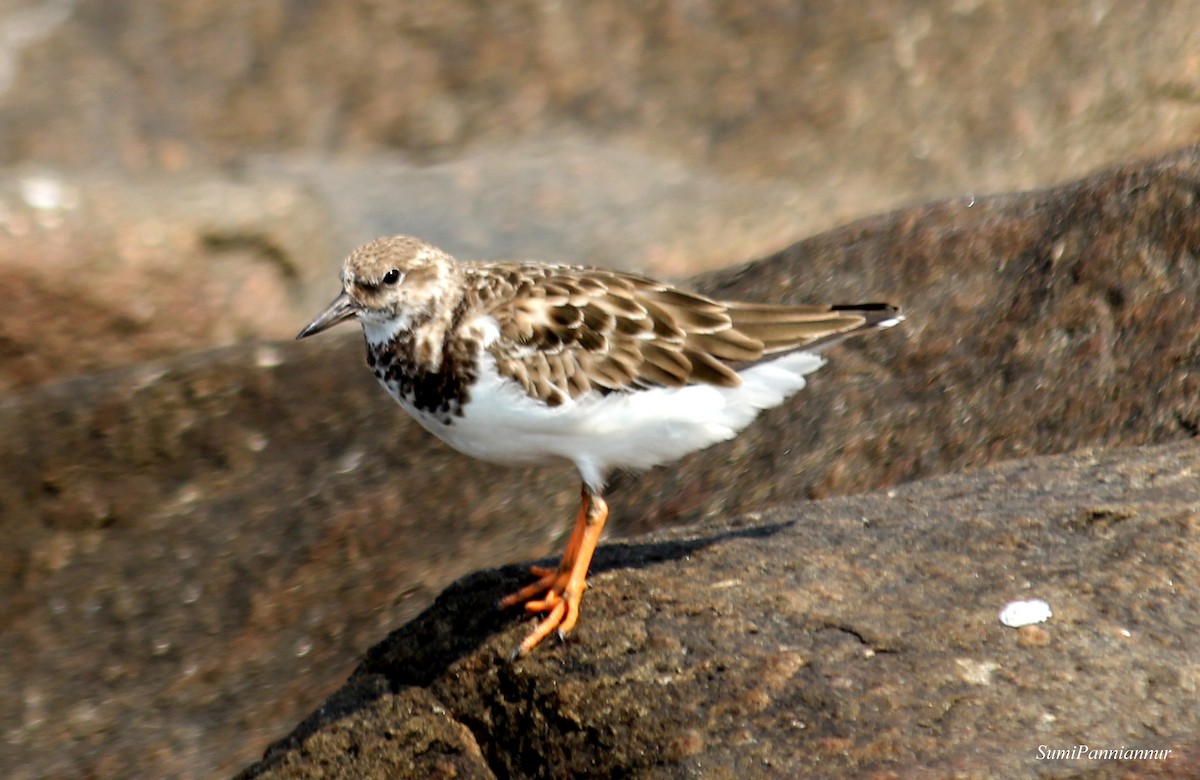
498;487;608;658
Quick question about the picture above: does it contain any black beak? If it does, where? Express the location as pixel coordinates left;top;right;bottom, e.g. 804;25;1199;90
296;292;357;339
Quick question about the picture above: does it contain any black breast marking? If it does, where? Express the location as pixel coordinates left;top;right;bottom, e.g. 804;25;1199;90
365;300;480;423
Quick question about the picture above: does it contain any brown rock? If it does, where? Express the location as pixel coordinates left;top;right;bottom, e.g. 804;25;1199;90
244;678;494;779
239;440;1200;778
619;144;1200;532
0;335;577;779
0;172;340;394
1015;625;1051;648
258;138;822;278
7;148;1200;777
5;3;1200;239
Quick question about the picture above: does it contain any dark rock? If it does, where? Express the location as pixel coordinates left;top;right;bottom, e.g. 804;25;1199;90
7;3;1200;777
239;439;1200;778
242;677;494;779
0;335;577;779
8;147;1200;776
617;144;1200;532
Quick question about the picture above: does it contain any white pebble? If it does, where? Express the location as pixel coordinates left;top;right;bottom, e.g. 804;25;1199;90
998;598;1052;627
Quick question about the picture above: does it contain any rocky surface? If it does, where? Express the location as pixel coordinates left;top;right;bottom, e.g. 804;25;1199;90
5;3;1200;242
4;3;1200;777
0;335;580;779
617;146;1200;533
238;439;1200;779
0;171;340;394
6;147;1200;778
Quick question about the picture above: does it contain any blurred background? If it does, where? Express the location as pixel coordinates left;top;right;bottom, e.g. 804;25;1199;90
1;1;1198;777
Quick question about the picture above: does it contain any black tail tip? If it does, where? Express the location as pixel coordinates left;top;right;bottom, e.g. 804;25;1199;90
832;302;904;328
831;302;900;313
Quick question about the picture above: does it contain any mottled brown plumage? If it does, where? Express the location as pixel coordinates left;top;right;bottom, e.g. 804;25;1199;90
297;235;904;659
467;262;896;407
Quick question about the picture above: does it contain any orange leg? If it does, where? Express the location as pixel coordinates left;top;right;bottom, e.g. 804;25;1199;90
499;485;609;658
497;489;590;610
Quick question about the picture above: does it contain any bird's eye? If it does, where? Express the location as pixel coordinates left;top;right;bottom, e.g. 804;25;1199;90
382;269;402;285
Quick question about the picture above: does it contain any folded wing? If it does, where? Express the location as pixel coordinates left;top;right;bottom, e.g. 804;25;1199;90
473;263;899;407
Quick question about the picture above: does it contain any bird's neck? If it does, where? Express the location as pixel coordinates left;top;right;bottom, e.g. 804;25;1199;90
363;311;443;373
362;311;421;351
362;301;482;419
362;283;474;375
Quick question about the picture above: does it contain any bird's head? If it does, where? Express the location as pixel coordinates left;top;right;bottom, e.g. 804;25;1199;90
296;236;461;344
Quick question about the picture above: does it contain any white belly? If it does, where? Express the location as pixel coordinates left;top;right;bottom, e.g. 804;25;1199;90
380;350;826;490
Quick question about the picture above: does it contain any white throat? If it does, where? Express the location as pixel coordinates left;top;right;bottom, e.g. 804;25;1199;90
360;313;410;347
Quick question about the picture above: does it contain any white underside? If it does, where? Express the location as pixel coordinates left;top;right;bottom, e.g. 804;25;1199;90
392;349;826;490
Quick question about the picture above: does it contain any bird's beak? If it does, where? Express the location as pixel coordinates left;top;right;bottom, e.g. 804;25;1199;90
296;292;357;339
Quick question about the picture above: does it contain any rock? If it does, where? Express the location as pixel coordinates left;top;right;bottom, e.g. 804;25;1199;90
238;439;1200;778
0;171;341;394
0;334;578;779
7;3;1200;777
7;147;1200;777
251;139;818;277
4;3;1200;239
617;144;1200;533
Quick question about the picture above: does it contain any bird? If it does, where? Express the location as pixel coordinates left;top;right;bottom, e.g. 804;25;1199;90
296;235;903;658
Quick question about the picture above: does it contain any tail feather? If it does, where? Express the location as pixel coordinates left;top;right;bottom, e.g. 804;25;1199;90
728;301;903;356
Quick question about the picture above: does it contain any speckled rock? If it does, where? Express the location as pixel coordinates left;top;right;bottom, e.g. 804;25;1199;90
7;147;1200;777
618;144;1200;532
239;440;1200;778
0;335;577;780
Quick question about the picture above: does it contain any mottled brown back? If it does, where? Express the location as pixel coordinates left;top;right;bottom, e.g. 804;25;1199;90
469;263;898;407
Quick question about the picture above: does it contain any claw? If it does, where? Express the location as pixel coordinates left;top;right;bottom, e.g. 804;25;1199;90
502;488;609;658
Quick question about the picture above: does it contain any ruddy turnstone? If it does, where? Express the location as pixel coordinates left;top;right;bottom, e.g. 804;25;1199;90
297;236;903;657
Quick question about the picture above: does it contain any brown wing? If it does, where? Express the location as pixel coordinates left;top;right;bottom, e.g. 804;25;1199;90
472;262;898;406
